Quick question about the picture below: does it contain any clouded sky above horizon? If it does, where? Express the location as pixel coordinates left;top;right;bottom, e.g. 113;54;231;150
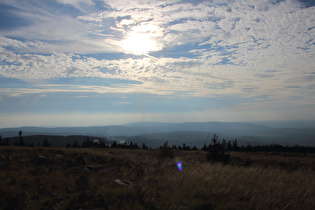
0;0;314;128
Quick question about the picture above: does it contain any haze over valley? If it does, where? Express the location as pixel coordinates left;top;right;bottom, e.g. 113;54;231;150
1;121;315;147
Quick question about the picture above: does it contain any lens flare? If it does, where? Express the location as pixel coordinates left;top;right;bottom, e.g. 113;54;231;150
176;161;182;171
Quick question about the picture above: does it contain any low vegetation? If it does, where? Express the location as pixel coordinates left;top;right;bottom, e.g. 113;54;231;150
0;146;314;209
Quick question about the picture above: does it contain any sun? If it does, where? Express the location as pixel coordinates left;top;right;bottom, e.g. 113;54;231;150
121;25;161;55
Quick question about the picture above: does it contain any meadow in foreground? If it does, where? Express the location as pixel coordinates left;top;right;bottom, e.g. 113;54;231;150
0;147;314;209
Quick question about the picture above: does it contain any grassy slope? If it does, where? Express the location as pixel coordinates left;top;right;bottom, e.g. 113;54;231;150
0;147;314;209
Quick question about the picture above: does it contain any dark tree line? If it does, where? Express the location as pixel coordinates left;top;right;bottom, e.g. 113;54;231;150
169;134;315;153
66;138;147;150
1;130;315;153
199;134;315;153
110;141;139;149
81;138;108;148
236;143;315;153
0;134;9;146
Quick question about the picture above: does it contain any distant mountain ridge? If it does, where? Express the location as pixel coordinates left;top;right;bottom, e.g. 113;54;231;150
1;121;315;146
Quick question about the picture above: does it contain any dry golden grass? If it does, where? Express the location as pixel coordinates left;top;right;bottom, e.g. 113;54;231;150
0;147;314;209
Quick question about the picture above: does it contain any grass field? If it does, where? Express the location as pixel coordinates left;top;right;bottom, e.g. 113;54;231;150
0;147;314;209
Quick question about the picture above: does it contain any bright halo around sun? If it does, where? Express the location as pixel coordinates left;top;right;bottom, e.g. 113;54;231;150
121;25;161;56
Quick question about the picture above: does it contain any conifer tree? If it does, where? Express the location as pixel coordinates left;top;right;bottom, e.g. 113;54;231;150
42;139;51;147
18;130;24;146
159;141;174;158
142;142;148;150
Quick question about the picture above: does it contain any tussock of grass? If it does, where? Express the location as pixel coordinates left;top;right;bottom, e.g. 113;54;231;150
0;147;314;209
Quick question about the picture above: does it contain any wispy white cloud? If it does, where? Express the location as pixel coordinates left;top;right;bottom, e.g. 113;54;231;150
0;0;118;54
56;0;95;12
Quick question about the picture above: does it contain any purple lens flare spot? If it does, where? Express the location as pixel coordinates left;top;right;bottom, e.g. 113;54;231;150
176;161;182;171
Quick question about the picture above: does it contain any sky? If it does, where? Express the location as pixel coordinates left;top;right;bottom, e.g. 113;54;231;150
0;0;314;128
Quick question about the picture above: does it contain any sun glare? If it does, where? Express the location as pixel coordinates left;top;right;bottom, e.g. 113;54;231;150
121;25;161;55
